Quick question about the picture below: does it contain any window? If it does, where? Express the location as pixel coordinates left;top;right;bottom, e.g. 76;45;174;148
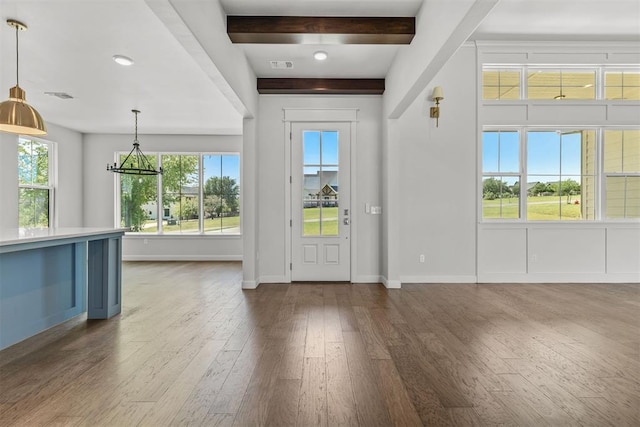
482;130;520;219
302;131;339;236
162;154;200;233
604;130;640;218
526;130;596;220
117;152;240;234
482;65;640;101
18;138;53;229
482;128;638;221
528;69;595;100
203;154;240;234
483;68;521;100
120;154;158;232
605;70;640;100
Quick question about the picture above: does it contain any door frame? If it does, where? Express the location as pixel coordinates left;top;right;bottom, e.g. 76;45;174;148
283;108;358;283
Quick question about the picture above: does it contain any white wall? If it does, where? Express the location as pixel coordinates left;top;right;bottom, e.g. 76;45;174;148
0;123;83;230
393;45;478;283
256;95;383;284
381;0;498;288
83;133;243;260
0;132;18;230
52;123;84;227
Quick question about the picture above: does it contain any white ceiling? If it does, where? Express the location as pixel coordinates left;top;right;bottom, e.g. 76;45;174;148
0;0;638;135
472;0;640;41
0;0;244;135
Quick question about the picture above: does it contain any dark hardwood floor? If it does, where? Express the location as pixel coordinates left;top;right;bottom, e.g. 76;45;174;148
0;261;638;426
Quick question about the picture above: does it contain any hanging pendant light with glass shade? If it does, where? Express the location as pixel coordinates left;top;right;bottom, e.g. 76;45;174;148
0;19;47;136
107;109;162;175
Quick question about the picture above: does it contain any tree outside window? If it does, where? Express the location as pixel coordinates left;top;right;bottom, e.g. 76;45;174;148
119;155;158;232
162;155;199;233
18;138;52;229
203;155;240;234
118;152;240;234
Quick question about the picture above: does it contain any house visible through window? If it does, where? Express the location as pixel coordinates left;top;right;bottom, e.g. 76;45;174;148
18;138;53;229
162;154;200;233
120;154;158;232
118;152;240;234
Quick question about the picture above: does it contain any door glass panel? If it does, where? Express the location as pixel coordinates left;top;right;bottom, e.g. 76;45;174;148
320;168;339;236
303;131;320;164
321;131;339;164
302;131;339;236
303;166;321;236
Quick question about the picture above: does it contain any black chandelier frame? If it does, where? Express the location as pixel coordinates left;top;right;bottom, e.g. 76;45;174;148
107;109;162;176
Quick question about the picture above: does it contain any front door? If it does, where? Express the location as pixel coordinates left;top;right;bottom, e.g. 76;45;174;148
291;122;351;281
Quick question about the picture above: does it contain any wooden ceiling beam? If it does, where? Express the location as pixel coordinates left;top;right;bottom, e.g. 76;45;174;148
228;16;415;44
257;78;385;95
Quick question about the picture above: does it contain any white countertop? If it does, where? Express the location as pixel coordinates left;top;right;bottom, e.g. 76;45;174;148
0;227;127;247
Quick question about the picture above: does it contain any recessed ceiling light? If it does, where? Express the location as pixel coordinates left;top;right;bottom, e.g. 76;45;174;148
112;55;134;66
314;51;328;61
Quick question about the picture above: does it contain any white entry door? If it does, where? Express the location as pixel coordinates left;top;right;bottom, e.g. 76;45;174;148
291;122;351;281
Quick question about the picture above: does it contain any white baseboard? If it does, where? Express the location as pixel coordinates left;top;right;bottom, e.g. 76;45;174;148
477;272;640;283
123;255;242;262
257;275;289;284
400;275;478;284
352;275;384;284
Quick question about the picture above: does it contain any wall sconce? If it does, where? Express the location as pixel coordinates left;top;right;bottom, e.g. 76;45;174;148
430;86;444;127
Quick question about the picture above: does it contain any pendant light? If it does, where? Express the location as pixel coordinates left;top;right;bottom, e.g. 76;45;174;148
107;110;162;175
0;19;47;136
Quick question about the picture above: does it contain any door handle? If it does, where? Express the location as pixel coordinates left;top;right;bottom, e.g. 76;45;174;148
344;218;350;225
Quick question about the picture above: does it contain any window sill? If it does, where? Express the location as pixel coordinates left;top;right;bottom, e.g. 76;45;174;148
479;220;640;229
124;233;242;239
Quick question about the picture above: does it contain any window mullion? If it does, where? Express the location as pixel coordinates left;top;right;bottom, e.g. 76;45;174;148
158;154;163;234
199;154;204;234
520;128;526;221
597;129;604;220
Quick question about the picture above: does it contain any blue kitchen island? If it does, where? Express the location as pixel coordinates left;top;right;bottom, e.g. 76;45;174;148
0;227;125;350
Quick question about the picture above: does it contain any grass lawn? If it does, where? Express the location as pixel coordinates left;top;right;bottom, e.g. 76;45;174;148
303;207;338;235
483;195;583;220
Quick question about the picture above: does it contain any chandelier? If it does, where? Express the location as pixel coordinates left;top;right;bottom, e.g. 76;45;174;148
107;109;162;175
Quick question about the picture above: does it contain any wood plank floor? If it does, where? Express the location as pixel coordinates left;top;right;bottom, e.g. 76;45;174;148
1;261;638;426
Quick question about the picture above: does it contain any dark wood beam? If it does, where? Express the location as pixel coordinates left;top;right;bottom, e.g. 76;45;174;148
257;78;385;95
228;16;415;44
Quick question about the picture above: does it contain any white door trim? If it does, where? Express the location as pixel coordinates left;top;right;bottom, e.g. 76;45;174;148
283;108;358;283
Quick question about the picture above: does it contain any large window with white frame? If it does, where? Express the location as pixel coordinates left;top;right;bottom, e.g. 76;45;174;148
18;137;54;229
482;128;639;221
117;152;240;234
